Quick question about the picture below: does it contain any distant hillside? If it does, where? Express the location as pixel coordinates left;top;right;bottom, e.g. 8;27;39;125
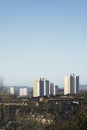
2;86;33;94
79;85;87;90
2;85;87;94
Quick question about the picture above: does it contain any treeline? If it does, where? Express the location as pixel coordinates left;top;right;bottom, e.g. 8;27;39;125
0;92;87;130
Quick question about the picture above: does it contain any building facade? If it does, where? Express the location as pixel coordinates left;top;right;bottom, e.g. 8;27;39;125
8;87;15;95
33;78;49;97
19;88;28;96
49;83;58;96
53;85;59;96
49;83;54;95
33;78;59;97
44;80;49;96
64;74;79;95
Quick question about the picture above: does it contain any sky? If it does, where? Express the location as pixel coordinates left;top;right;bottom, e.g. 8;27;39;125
0;0;87;87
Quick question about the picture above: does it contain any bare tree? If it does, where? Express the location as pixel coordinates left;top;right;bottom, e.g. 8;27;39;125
0;76;4;95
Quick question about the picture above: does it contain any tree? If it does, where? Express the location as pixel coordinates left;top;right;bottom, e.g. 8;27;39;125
0;76;4;102
77;104;87;130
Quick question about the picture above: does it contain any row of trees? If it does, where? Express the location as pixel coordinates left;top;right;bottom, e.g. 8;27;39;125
0;93;87;129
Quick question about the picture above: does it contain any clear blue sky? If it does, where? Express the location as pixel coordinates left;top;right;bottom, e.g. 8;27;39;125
0;0;87;87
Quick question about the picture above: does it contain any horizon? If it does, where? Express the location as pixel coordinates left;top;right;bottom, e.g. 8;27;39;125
0;0;87;87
